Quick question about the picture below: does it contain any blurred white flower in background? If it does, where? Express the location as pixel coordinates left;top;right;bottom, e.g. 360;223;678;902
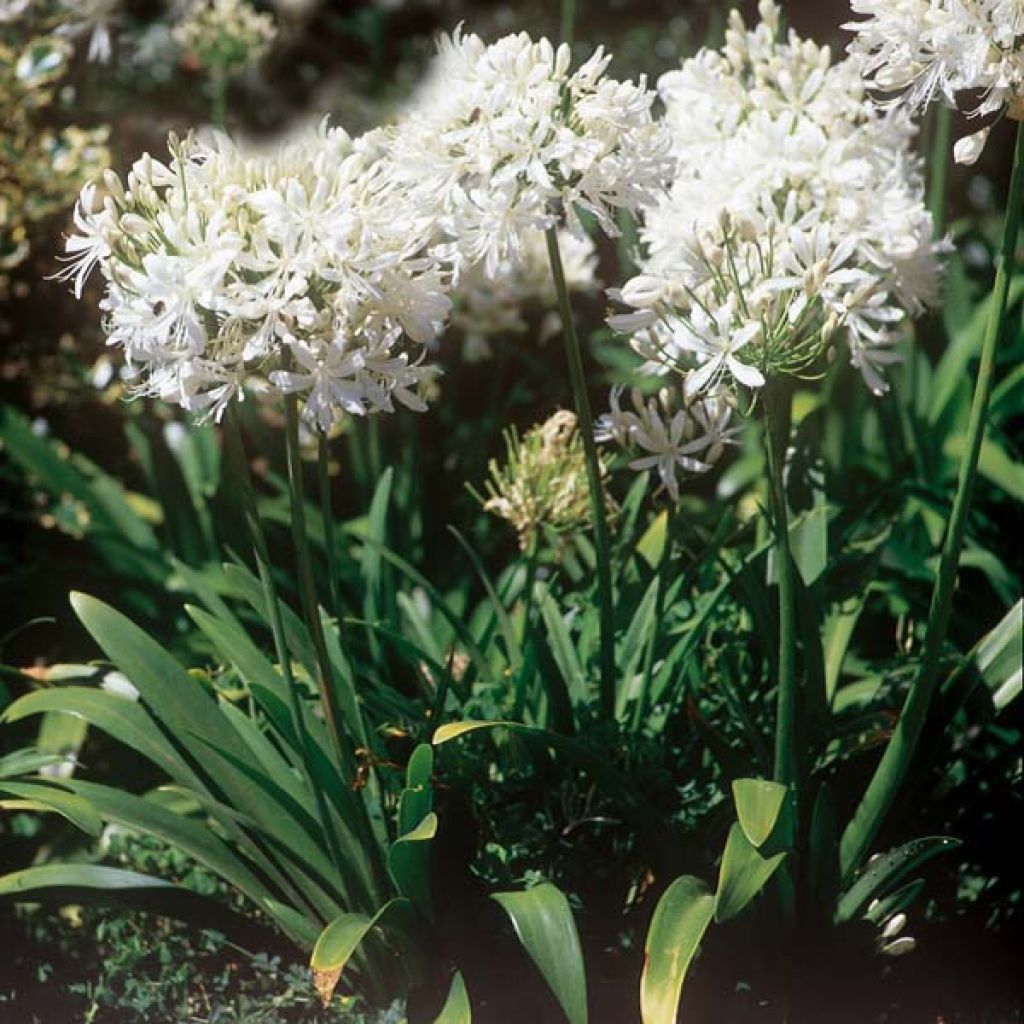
450;228;599;361
58;122;451;429
55;0;119;62
609;0;944;418
845;0;1024;165
370;26;674;278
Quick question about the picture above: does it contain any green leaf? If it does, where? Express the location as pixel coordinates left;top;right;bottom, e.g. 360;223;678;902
836;836;961;923
0;864;267;940
636;510;668;570
388;812;437;917
434;971;471;1024
492;884;587;1024
0;780;103;836
731;779;789;849
943;435;1024;502
641;875;714;1024
788;501;828;587
2;687;201;788
972;600;1022;712
714;823;787;923
311;898;414;1003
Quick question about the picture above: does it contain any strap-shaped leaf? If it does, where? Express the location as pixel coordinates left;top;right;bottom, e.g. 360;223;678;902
0;780;103;837
388;812;437;917
492;883;587;1024
0;864;272;941
311;897;414;1005
731;778;789;848
641;875;714;1024
2;687;200;788
714;823;787;923
836;836;961;923
434;970;471;1023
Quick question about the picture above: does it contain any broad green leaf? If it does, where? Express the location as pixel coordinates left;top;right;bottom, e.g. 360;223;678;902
538;588;587;709
731;779;789;849
435;971;471;1023
492;884;587;1024
0;864;268;941
388;812;437;917
641;875;714;1024
0;780;103;836
714;823;787;923
636;510;668;569
2;687;200;788
311;898;414;1004
836;836;961;923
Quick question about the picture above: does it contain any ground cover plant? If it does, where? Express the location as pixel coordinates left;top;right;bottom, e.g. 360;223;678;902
1;0;1022;1021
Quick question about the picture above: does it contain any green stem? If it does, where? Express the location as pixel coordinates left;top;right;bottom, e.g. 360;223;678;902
545;225;616;718
210;67;228;129
764;383;798;790
840;121;1024;876
222;409;345;874
283;394;353;779
927;105;952;235
560;0;576;47
317;432;342;625
514;535;541;721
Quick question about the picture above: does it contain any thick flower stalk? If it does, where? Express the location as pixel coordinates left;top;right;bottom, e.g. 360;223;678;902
845;0;1024;164
371;25;674;276
611;0;944;406
58;122;451;427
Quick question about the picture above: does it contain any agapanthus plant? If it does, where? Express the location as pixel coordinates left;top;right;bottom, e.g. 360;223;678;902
610;0;943;413
58;122;451;429
845;0;1024;164
366;24;674;711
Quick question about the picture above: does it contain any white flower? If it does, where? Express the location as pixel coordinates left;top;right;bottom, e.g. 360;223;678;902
56;0;119;62
61;122;451;427
596;385;741;501
373;26;674;278
845;0;1024;164
610;0;944;399
448;228;599;360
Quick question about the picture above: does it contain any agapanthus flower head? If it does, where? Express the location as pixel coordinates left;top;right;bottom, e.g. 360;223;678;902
845;0;1024;164
595;385;741;502
450;227;598;361
58;121;451;427
481;410;613;551
173;0;276;76
611;0;944;401
373;25;674;278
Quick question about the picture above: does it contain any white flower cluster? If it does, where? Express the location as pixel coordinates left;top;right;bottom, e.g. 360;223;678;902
450;228;598;361
601;0;944;500
58;123;451;427
602;0;945;498
370;26;674;277
595;386;741;502
845;0;1024;165
173;0;277;77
